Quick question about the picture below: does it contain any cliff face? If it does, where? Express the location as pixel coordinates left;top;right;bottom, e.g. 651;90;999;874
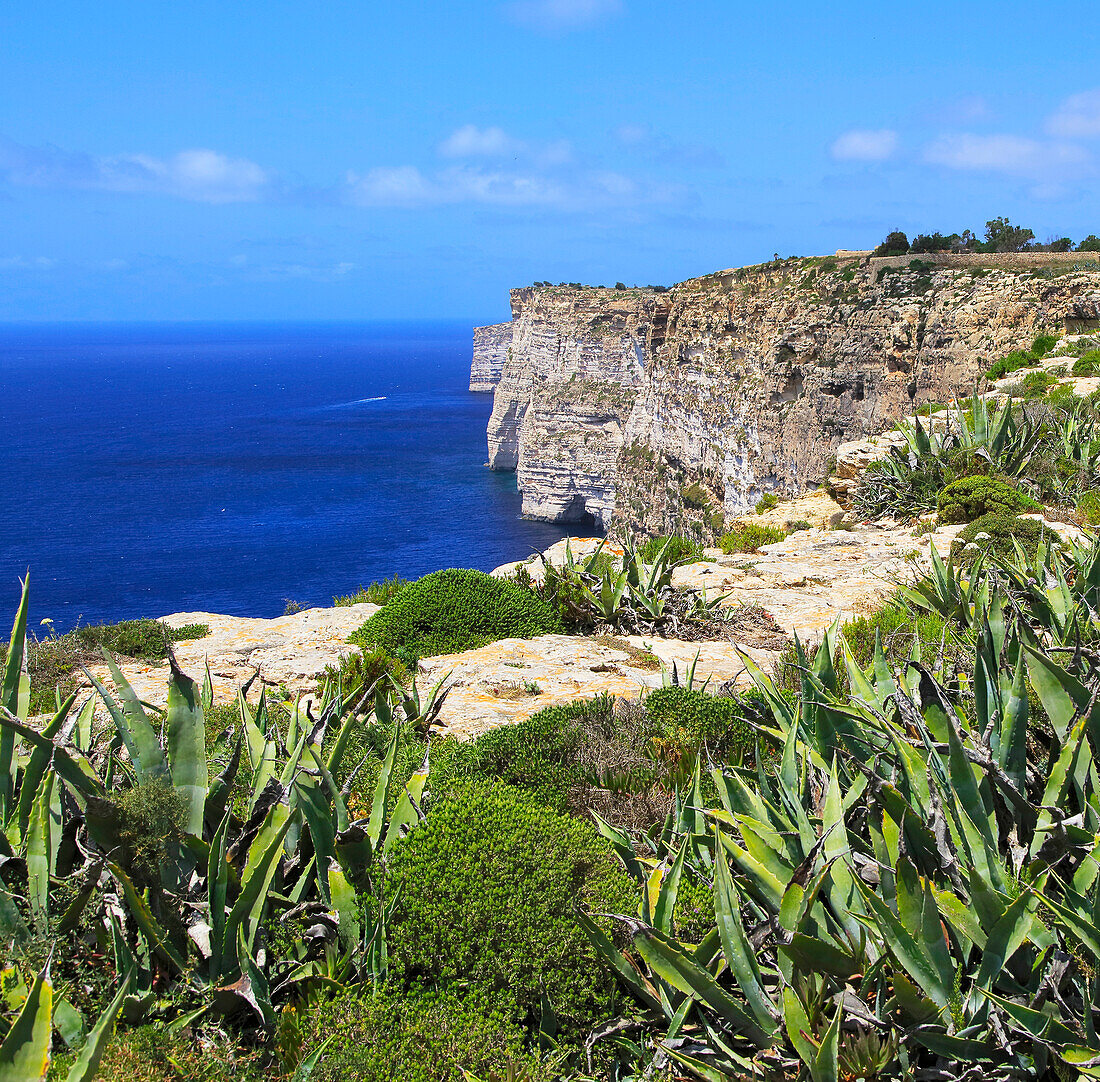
470;322;512;392
482;254;1100;537
486;287;669;526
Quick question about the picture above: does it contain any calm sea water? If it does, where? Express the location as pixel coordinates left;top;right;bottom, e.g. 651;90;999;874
0;321;572;632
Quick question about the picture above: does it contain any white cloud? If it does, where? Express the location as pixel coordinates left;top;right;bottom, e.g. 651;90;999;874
1046;89;1100;138
439;125;518;158
830;129;899;161
347;164;565;207
0;138;270;203
0;255;54;270
505;0;622;32
344;161;666;212
923;133;1090;176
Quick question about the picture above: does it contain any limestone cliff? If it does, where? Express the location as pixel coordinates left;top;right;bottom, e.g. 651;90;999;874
470;321;512;392
481;253;1100;537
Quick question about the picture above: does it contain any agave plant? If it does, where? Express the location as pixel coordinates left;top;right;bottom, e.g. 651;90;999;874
0;575;438;1039
583;560;1100;1081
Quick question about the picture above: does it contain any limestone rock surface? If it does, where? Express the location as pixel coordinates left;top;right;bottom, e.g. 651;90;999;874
479;254;1100;538
83;603;377;712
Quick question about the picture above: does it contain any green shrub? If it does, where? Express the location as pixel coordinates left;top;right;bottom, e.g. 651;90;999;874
1072;350;1100;377
300;986;550;1082
775;598;965;697
351;568;564;664
754;493;779;513
385;781;635;1042
56;1025;270;1082
951;512;1046;565
719;522;786;553
1078;489;1100;525
937;475;1041;523
1031;332;1058;357
431;700;591;811
787;519;812;532
984;349;1037;381
333;574;410;606
1006;368;1059;400
638;533;704;563
322;643;407;696
680;482;709;508
73;617;192;659
643;685;758;763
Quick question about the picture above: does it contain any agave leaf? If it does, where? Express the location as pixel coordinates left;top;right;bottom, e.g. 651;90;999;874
633;926;775;1048
107;862;188;972
64;971;133;1082
207;811;231;979
652;838;687;936
367;726;398;848
165;652;207;837
223;807;294;973
326;859;360;948
92;652;171;784
591;809;645;881
15;692;76;839
712;845;779;1030
25;770;54;933
0;961;52;1082
382;744;429;853
853;872;950;1012
0;576;30;821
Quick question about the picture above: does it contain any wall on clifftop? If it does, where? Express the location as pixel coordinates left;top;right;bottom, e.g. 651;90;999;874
481;255;1100;538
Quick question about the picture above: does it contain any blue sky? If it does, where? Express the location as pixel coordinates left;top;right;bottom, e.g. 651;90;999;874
2;0;1099;322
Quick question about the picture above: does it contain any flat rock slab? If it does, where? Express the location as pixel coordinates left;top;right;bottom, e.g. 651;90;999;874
83;603;378;711
417;634;777;741
495;524;967;642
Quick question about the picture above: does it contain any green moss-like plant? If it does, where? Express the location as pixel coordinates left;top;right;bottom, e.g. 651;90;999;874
385;781;635;1042
301;987;551;1082
350;568;564;664
754;493;779;513
951;512;1046;566
937;476;1041;523
643;685;758;763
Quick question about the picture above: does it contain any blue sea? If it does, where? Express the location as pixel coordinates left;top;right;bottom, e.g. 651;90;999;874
0;321;573;632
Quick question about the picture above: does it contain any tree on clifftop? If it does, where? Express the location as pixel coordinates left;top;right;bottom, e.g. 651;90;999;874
983;217;1035;252
872;230;910;256
1078;235;1100;252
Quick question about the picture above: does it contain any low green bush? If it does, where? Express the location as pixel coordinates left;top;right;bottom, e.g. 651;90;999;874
73;617;206;659
333;574;410;606
984;349;1037;381
951;512;1046;565
1006;368;1059;400
638;533;704;563
55;1025;270;1082
1078;489;1100;526
680;482;709;508
937;475;1041;523
719;522;786;553
1072;350;1100;376
385;781;636;1043
351;568;564;664
301;986;551;1082
643;685;758;763
775;597;964;694
322;642;407;696
1031;332;1058;357
786;519;812;532
754;493;779;513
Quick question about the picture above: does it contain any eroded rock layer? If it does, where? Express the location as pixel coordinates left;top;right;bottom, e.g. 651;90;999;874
481;254;1100;537
470;321;512;392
